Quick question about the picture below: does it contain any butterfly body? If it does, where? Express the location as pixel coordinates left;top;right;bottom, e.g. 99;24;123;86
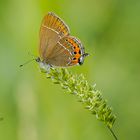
39;12;88;67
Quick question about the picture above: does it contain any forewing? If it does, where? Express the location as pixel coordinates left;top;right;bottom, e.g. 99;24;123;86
39;12;70;60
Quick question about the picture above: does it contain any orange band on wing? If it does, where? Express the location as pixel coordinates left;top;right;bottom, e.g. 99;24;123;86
67;38;81;59
71;59;79;65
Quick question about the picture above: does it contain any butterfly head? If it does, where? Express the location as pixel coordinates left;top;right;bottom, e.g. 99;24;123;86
35;57;41;62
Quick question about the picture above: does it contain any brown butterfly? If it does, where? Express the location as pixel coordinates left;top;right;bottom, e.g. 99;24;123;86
38;12;89;67
20;12;89;68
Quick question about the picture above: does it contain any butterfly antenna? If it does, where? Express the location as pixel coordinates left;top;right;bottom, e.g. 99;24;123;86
19;58;35;67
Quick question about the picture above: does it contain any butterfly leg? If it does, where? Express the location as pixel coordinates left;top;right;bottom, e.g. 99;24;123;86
38;61;51;73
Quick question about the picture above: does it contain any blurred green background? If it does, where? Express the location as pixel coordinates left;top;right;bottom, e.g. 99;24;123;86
0;0;140;139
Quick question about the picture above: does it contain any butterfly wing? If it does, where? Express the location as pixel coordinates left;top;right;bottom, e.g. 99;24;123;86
39;12;70;60
46;36;87;67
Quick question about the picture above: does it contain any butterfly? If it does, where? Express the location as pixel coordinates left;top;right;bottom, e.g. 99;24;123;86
20;12;88;68
36;12;89;67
